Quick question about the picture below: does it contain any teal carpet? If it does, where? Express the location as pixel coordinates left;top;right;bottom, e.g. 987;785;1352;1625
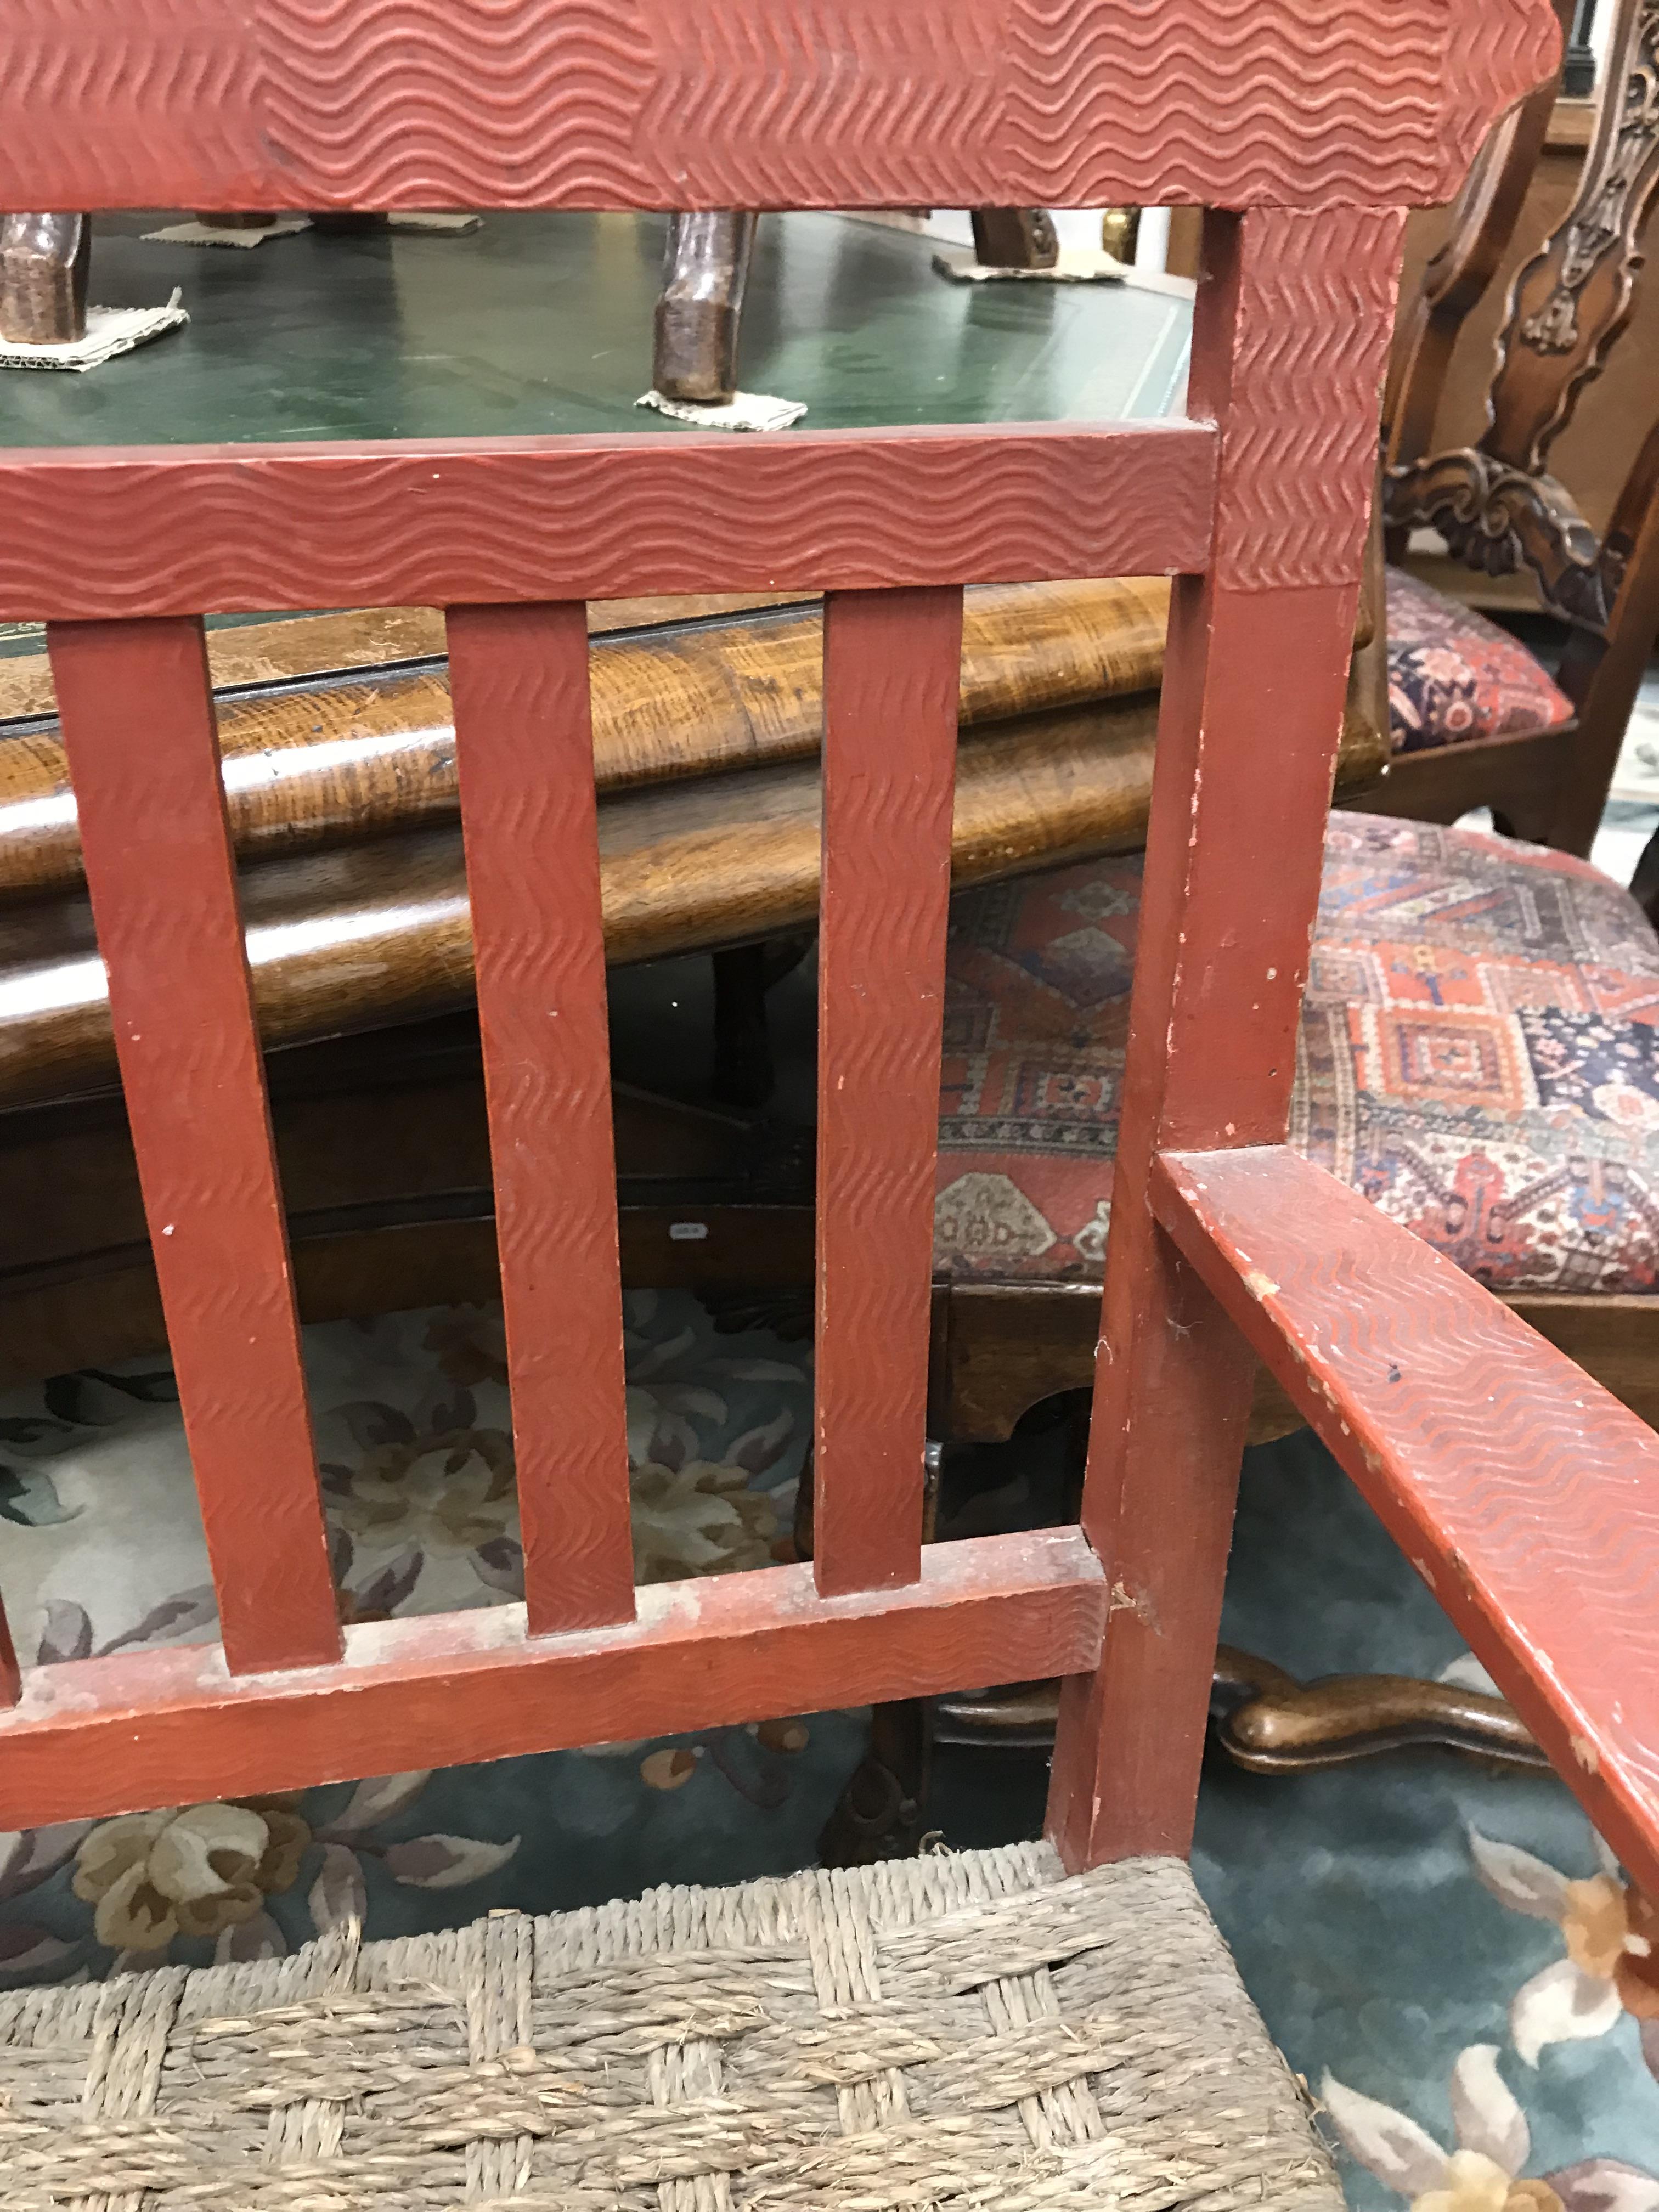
0;1293;1655;2200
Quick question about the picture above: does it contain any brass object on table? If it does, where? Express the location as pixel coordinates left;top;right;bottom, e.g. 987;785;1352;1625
1100;208;1142;263
0;212;90;345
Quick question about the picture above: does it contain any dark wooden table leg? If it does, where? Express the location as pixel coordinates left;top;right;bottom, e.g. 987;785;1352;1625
710;935;813;1108
653;211;758;403
969;208;1060;269
711;945;776;1108
0;212;90;345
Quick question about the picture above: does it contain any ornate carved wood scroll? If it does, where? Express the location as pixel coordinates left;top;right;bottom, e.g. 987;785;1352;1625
1386;447;1615;624
1387;0;1659;631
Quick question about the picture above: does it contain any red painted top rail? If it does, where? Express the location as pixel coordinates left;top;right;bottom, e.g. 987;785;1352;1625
0;0;1559;217
0;424;1214;623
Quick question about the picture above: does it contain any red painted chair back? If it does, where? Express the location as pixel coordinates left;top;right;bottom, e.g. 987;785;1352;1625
4;0;1633;1892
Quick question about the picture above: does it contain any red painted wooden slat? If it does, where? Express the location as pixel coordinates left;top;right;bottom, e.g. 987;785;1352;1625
0;0;1559;216
447;603;635;1635
0;425;1214;622
1045;206;1407;1872
1154;1143;1659;1897
814;588;962;1596
0;1530;1105;1826
47;619;341;1677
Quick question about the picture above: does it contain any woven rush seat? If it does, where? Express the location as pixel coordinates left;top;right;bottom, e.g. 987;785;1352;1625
2;1844;1338;2211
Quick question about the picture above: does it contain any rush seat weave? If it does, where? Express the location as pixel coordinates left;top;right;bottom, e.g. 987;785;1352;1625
1;1843;1338;2210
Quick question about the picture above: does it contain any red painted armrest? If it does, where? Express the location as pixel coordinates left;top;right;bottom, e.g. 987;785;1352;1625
1154;1143;1659;1894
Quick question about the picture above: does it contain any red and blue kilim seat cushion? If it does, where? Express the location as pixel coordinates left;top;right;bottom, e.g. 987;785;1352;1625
935;816;1659;1295
1385;565;1573;754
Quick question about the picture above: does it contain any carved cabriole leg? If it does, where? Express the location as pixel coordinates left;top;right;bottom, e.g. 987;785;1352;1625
0;213;90;345
653;212;758;404
969;208;1060;270
932;1654;1549;1770
1046;206;1406;1870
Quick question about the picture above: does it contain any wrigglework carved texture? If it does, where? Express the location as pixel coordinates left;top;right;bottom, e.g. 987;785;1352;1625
1213;207;1406;595
0;432;1216;623
448;606;633;1632
815;591;958;1587
0;0;1561;213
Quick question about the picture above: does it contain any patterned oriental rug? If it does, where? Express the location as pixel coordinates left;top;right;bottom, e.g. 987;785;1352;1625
0;1290;1654;2202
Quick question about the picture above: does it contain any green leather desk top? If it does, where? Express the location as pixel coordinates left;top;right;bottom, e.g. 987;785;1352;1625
0;211;1193;450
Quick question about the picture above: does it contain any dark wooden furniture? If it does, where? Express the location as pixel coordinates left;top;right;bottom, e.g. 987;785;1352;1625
0;0;1595;1985
1379;0;1659;855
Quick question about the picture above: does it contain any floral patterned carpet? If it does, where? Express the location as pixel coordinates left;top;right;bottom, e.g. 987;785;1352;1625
0;1289;1654;2204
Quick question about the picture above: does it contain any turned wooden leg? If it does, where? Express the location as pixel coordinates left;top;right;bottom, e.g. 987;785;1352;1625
970;208;1059;270
711;945;776;1108
0;212;90;345
654;211;758;403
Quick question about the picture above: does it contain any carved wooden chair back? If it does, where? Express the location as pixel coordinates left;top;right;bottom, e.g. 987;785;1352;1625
1;0;1646;1894
1386;0;1659;853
